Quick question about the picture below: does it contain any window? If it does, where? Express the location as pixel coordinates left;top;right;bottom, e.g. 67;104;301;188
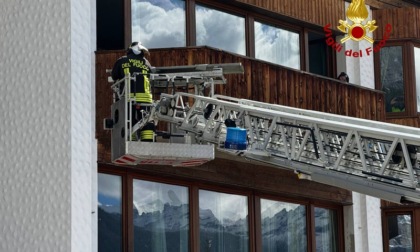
98;167;344;251
195;5;246;55
415;47;420;112
308;31;332;77
132;0;186;48
133;179;189;252
379;46;405;113
375;42;420;118
254;21;300;69
97;0;124;49
260;199;307;251
124;0;308;69
385;214;413;252
314;207;339;252
98;173;123;252
199;190;249;252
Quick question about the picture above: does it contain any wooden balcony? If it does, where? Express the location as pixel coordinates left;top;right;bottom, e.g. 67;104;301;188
96;46;385;162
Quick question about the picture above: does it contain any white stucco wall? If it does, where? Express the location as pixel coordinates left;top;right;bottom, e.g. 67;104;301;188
0;0;96;251
338;3;383;252
337;2;375;89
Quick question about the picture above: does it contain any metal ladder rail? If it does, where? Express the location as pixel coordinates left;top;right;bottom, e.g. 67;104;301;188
241;105;420;188
233;97;420;141
153;92;420;190
213;94;420;174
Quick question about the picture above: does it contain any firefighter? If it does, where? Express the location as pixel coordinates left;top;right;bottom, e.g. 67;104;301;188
111;42;155;142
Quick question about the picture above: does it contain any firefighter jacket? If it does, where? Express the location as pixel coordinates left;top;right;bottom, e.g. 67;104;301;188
111;50;153;103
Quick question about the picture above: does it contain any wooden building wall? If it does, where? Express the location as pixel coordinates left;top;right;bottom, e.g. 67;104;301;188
373;7;420;128
381;201;420;232
96;47;385;148
96;47;385;158
373;7;420;40
95;46;387;204
235;0;344;28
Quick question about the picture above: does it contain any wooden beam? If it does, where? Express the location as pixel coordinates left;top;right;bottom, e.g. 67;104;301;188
364;0;420;8
377;0;416;7
365;0;396;8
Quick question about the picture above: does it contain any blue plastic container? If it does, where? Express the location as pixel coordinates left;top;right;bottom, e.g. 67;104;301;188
225;127;247;150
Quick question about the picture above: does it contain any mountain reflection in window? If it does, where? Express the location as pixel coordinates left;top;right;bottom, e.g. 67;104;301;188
388;214;413;252
260;199;307;252
98;173;123;252
314;207;338;252
380;46;405;113
199;190;249;252
133;180;189;252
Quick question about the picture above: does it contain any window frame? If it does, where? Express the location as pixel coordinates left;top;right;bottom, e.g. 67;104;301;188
381;209;416;252
124;0;335;77
255;193;311;252
304;28;336;77
411;42;420;114
252;18;302;70
374;41;417;118
310;204;344;252
194;2;247;56
98;164;345;252
98;167;129;252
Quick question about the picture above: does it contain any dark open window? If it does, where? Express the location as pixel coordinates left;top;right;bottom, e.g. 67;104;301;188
97;0;125;50
307;31;334;77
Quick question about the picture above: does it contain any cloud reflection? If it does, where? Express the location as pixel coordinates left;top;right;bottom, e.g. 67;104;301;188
199;190;248;222
132;0;300;69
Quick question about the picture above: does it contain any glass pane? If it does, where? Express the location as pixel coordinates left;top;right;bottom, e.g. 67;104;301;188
255;21;300;69
199;190;249;252
388;214;412;252
314;207;338;252
260;199;307;252
132;0;186;48
196;5;246;55
308;32;328;76
415;47;420;112
98;173;123;252
133;180;189;252
380;46;405;112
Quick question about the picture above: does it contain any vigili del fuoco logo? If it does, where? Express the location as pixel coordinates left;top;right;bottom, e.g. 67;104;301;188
324;0;392;57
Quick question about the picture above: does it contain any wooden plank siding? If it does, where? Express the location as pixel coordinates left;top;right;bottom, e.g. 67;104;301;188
235;0;344;28
373;7;420;40
96;46;385;162
95;47;359;204
372;7;420;128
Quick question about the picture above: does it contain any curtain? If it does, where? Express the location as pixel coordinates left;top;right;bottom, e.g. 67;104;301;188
133;179;189;252
260;199;307;252
314;207;338;252
199;190;249;252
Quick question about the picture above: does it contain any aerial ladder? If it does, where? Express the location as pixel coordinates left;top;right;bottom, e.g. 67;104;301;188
105;63;420;204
